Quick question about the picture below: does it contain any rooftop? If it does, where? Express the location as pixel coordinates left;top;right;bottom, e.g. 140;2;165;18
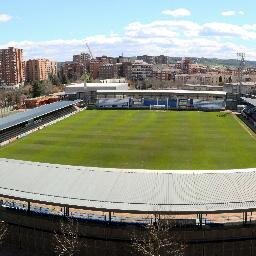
0;158;255;214
97;89;227;96
241;97;256;107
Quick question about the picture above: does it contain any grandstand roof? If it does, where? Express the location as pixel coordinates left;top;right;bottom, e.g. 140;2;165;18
97;89;227;96
0;100;81;132
0;158;255;214
241;97;256;107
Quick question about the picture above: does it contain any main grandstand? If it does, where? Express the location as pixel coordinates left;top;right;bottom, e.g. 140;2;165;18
64;81;227;110
0;100;81;145
96;89;226;110
1;158;256;215
1;157;256;255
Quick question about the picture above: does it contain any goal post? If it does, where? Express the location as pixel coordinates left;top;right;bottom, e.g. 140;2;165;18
150;105;166;110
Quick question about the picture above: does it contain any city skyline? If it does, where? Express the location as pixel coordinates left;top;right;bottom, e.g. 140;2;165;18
1;0;256;61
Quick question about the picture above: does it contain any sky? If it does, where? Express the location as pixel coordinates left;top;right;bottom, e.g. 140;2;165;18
1;0;256;61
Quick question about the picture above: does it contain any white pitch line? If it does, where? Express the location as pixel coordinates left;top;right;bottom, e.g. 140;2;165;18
232;114;256;142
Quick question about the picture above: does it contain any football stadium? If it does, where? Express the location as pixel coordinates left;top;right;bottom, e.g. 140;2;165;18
0;96;256;255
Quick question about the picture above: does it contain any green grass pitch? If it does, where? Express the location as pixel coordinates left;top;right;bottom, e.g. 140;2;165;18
0;110;256;170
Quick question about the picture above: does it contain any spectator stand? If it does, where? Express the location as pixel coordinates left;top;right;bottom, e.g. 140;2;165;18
0;100;82;146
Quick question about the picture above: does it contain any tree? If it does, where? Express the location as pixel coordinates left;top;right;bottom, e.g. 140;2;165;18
131;220;186;256
49;74;61;86
42;80;54;95
31;81;44;98
53;218;81;256
81;72;92;83
58;69;69;84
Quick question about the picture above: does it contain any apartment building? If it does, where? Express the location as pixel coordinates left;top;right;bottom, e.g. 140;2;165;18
175;73;234;86
73;53;91;65
99;63;123;79
121;62;132;79
25;59;57;82
89;58;110;80
0;47;24;88
137;55;155;64
153;65;176;81
155;55;168;65
131;60;153;80
61;62;84;81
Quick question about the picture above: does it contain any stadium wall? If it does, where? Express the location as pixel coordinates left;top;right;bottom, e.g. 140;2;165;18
1;208;256;256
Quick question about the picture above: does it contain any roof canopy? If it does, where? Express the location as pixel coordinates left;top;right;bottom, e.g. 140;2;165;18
0;100;80;131
241;97;256;107
0;158;255;214
97;89;227;97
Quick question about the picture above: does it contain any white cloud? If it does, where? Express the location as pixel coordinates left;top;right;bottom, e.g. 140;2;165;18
0;13;12;23
125;20;200;38
3;17;256;61
221;10;245;17
0;36;125;61
243;24;256;31
162;8;191;18
238;11;245;16
221;11;236;16
201;22;256;40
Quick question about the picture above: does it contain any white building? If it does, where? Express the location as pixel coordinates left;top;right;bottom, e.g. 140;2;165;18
175;73;234;86
223;82;256;95
182;84;223;91
100;78;127;83
175;73;256;86
65;81;129;100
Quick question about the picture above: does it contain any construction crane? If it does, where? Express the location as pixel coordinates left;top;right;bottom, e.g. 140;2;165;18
86;43;94;59
83;43;93;85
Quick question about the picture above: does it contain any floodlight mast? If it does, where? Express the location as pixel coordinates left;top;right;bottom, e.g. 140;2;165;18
237;52;246;95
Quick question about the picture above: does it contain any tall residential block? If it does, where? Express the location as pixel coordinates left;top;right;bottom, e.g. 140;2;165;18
25;59;57;82
73;53;91;65
61;62;85;81
0;47;24;87
89;59;109;80
99;63;123;79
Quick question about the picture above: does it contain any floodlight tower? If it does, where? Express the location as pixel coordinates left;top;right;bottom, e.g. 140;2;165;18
237;52;246;95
